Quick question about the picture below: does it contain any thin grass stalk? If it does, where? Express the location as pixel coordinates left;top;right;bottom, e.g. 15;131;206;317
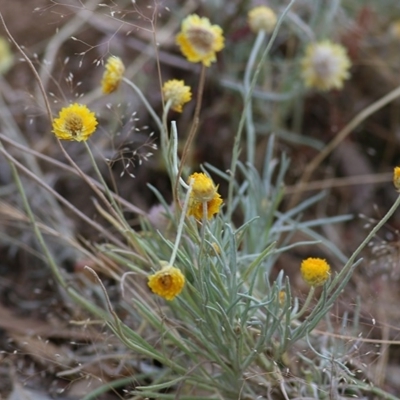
290;83;400;208
0;145;127;248
174;64;207;201
226;0;296;220
1;142;109;320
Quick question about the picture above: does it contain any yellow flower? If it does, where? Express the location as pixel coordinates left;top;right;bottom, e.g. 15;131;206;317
52;103;98;142
300;258;331;287
0;36;13;74
148;265;185;301
393;167;400;191
301;40;351;91
176;14;224;67
101;56;125;94
162;79;192;112
187;173;222;220
188;195;223;220
248;6;277;34
188;172;217;202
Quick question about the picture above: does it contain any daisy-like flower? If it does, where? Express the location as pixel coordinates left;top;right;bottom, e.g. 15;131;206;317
301;40;351;91
52;103;98;142
393;167;400;191
187;172;223;220
248;6;277;34
176;14;224;67
148;265;185;301
101;56;125;94
162;79;192;112
300;258;331;287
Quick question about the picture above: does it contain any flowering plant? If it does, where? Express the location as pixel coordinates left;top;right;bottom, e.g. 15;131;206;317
1;2;400;400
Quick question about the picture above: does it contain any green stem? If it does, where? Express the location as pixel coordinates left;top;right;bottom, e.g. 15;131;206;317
344;379;400;400
226;0;295;220
169;180;192;266
292;286;315;320
244;30;266;166
81;377;139;400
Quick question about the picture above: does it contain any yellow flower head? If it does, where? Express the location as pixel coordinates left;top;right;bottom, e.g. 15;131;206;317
248;6;277;34
163;79;192;112
301;40;351;91
148;265;185;301
393;167;400;191
301;258;331;287
101;56;125;94
0;36;13;74
176;14;224;67
187;172;222;220
52;103;98;142
188;172;217;202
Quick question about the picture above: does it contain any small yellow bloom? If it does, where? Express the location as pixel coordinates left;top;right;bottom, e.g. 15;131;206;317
301;258;331;287
162;79;192;112
101;56;125;94
176;14;224;67
52;103;98;142
248;6;277;34
187;172;223;220
0;36;13;74
393;167;400;191
188;172;217;202
148;265;185;301
301;40;351;91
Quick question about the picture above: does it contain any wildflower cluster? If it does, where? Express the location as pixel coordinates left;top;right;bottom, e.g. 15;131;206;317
22;4;400;400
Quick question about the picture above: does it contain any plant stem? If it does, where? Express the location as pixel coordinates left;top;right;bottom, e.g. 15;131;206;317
244;30;266;166
122;76;163;133
292;286;315;320
174;64;207;201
